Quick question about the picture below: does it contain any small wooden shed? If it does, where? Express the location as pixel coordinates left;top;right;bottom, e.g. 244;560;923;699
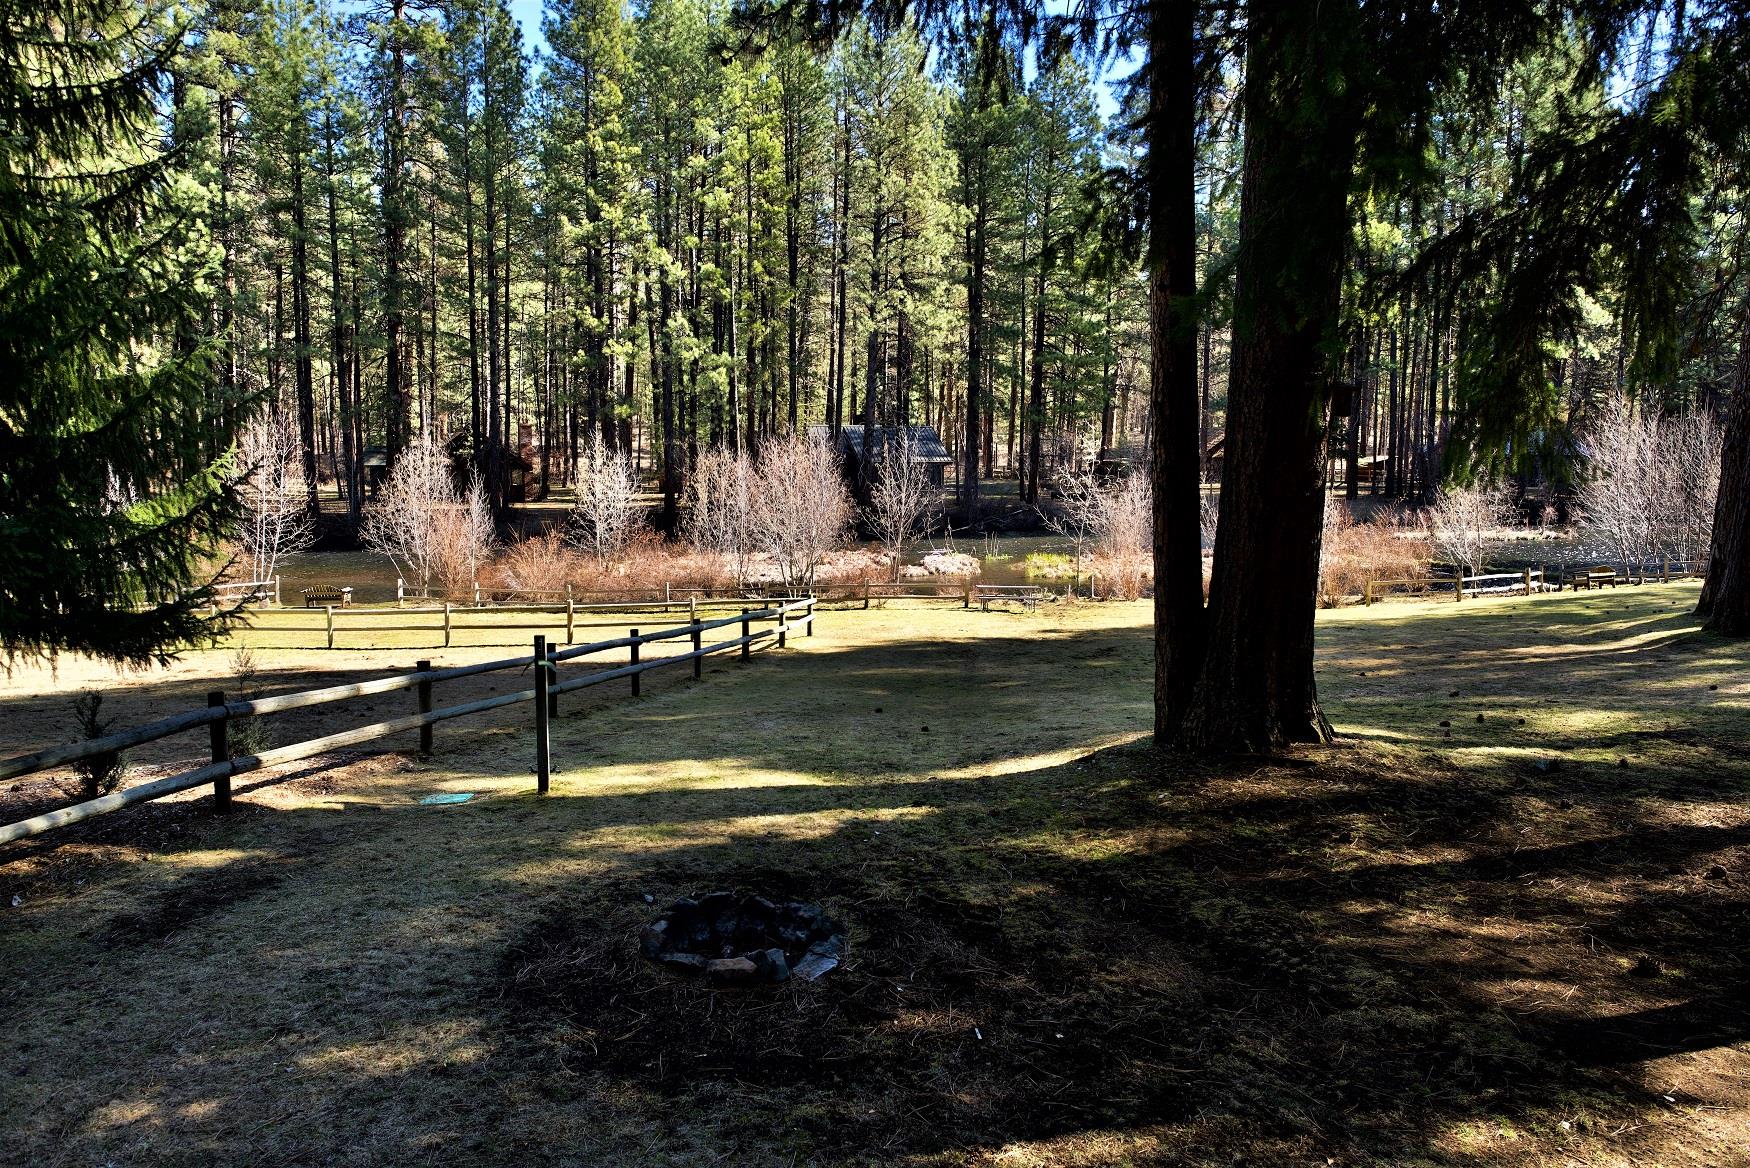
837;424;954;487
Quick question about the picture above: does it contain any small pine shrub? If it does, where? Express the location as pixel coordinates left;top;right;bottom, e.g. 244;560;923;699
69;691;128;799
229;647;272;758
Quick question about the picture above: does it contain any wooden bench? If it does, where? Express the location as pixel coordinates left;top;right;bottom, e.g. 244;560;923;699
1563;568;1617;591
301;586;353;608
974;584;1049;611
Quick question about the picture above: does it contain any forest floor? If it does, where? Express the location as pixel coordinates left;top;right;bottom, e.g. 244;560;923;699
2;585;1748;1167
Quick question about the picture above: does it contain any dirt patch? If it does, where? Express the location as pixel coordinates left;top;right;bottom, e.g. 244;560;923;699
101;854;298;946
498;861;1200;1153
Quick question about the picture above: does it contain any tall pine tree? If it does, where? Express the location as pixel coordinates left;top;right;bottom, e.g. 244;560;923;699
0;0;241;665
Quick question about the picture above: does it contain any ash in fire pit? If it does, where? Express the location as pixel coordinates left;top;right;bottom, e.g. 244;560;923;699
640;892;846;985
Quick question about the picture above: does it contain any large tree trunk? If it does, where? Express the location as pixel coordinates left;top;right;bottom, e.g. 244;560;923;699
291;153;318;516
382;0;411;465
1698;298;1750;633
1147;0;1205;742
1173;4;1356;753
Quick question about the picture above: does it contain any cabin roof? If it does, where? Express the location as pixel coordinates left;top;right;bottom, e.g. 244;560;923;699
838;424;953;464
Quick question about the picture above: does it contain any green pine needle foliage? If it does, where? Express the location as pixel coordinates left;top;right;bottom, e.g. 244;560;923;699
0;0;245;666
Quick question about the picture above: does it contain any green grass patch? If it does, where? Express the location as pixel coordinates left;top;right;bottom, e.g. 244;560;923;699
2;587;1747;1166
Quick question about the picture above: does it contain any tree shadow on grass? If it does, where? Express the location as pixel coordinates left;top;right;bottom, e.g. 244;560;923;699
2;606;1748;1165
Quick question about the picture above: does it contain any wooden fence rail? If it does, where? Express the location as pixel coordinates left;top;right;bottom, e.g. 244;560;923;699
0;598;817;845
1364;559;1708;606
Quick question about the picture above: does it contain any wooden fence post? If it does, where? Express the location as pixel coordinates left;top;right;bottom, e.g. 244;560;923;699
533;636;550;795
547;643;559;719
692;622;703;679
416;660;433;754
443;602;452;648
566;597;575;645
630;630;641;696
665;582;671;611
778;608;788;648
1662;559;1670;583
689;595;697;624
1522;568;1532;596
964;582;972;609
741;608;751;660
1364;579;1373;606
474;582;482;607
325;605;336;648
208;691;231;813
397;577;404;607
806;598;815;635
274;574;282;607
864;578;871;609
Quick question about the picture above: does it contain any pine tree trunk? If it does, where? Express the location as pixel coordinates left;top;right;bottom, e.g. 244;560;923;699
1148;0;1205;742
291;154;318;516
382;0;411;464
1174;6;1356;753
1699;297;1750;633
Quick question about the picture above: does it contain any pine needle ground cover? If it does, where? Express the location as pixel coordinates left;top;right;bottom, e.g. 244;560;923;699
1;588;1747;1166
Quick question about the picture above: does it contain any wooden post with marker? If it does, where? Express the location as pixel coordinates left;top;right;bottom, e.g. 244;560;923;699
533;636;550;795
416;660;433;754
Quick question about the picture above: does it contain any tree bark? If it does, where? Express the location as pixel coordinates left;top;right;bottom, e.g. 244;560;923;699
1698;296;1750;633
1174;4;1356;753
1147;0;1205;743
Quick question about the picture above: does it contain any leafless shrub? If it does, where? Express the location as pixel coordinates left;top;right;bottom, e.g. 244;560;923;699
572;530;735;597
234;410;316;583
362;437;495;598
866;436;941;578
496;532;579;596
1095;473;1152;599
749;432;854;590
1043;471;1154;598
1199;493;1219;553
1575;398;1661;572
569;434;642;565
687;446;757;586
1319;499;1432;606
1576;398;1722;573
1659;409;1721;564
1427;482;1515;577
69;691;127;799
1043;471;1106;561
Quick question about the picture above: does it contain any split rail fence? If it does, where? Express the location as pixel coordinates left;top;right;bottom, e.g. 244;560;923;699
1364;559;1706;606
0;598;816;845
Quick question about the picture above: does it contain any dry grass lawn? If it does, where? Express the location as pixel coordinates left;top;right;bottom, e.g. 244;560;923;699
2;585;1748;1166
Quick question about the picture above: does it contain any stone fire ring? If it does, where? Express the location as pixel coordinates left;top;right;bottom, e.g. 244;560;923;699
640;891;847;985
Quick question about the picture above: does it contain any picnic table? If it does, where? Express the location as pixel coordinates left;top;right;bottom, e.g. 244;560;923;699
1562;568;1618;591
300;585;354;608
974;583;1049;611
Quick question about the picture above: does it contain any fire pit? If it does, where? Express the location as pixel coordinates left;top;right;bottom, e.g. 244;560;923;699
640;891;847;985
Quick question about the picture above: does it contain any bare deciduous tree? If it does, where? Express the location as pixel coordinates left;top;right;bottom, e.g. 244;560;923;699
1097;473;1152;599
1427;482;1515;578
431;472;495;595
362;437;494;597
749;432;853;590
1043;470;1106;560
570;434;641;565
686;446;757;585
1577;397;1722;574
1660;409;1722;565
866;435;940;578
234;410;316;585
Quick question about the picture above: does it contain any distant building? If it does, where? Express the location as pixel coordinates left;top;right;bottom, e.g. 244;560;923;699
832;424;954;488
